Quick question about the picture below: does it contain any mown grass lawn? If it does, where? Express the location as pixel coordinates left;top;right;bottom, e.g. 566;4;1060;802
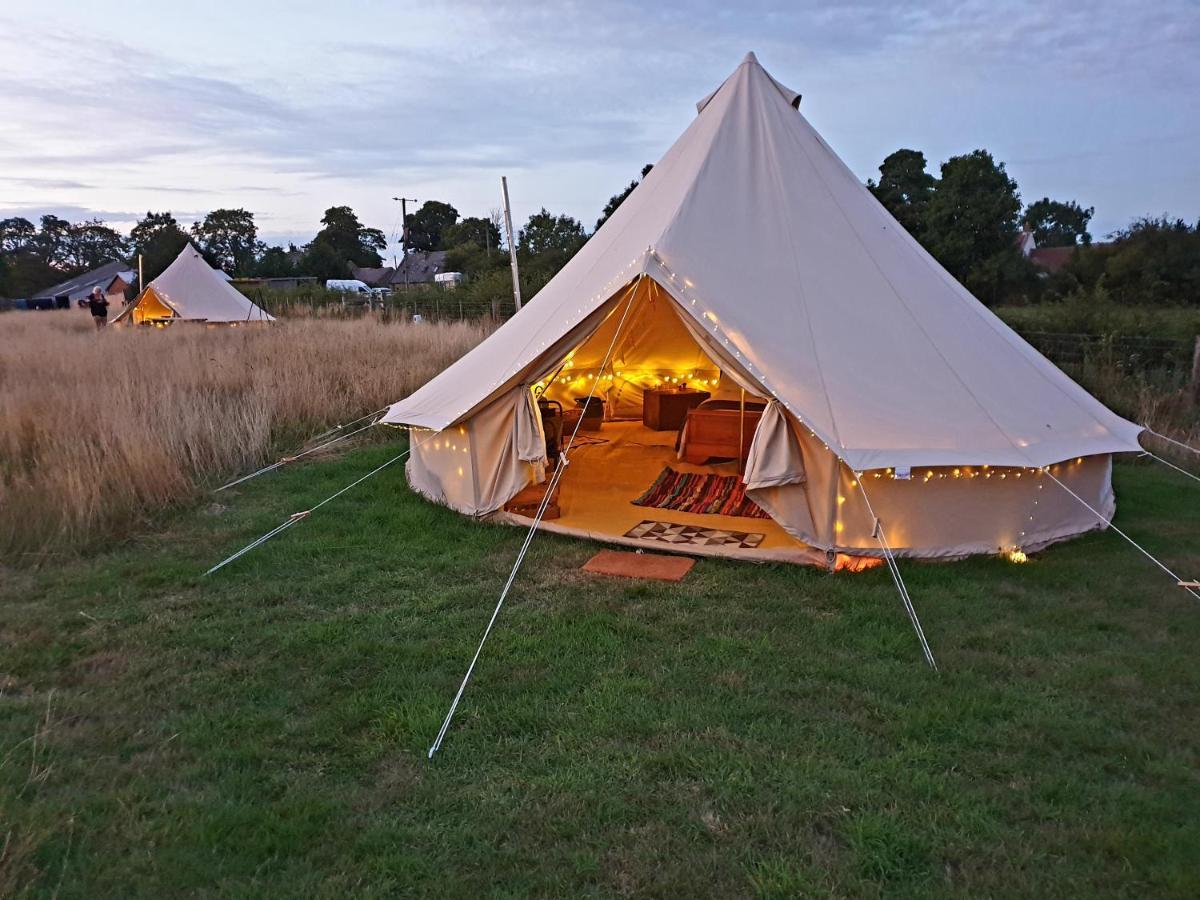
3;442;1199;897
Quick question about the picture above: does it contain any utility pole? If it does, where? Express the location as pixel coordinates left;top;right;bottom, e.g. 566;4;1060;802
392;196;418;293
501;176;522;313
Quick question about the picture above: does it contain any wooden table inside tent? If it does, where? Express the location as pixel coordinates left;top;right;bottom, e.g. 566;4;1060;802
642;388;710;431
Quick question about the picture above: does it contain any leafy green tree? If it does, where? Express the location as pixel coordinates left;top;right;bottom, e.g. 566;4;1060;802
191;208;263;276
130;212;191;281
255;245;297;277
1101;217;1200;305
32;214;73;269
404;201;459;252
442;215;500;253
299;240;348;281
65;220;129;271
519;209;587;256
1;215;127;295
1023;198;1093;247
0;217;49;296
306;206;385;269
596;163;653;231
867;149;936;239
0;216;36;255
923;150;1025;304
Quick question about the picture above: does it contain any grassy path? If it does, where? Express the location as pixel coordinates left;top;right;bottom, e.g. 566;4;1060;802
3;444;1199;896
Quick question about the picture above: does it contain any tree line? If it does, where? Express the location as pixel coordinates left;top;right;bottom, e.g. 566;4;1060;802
867;147;1199;307
2;149;1196;308
0;206;387;298
0;197;598;300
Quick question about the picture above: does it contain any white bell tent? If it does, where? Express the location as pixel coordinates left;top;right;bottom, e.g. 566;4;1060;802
114;243;273;325
381;52;1145;567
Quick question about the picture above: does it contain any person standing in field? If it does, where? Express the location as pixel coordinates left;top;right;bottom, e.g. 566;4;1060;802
86;287;109;329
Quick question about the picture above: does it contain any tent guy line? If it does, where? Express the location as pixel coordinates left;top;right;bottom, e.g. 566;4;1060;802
1141;450;1200;486
1041;469;1200;602
1142;428;1200;457
856;478;938;671
203;427;432;577
427;279;642;759
214;418;383;493
308;405;393;445
192;53;1195;764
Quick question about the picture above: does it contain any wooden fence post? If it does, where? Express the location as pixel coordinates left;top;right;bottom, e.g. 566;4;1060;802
1193;335;1200;406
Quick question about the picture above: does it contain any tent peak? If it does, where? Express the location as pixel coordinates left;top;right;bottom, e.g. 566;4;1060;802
697;53;801;115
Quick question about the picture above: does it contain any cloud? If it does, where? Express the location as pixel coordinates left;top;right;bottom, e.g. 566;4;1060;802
0;175;93;190
0;203;207;226
0;1;1195;238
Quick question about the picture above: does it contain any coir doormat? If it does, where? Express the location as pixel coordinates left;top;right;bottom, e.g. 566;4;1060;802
632;467;770;518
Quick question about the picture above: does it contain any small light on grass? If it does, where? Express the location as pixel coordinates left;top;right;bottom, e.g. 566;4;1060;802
1007;549;1028;564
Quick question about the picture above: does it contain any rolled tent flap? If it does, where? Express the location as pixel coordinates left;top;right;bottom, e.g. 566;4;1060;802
744;412;836;550
516;389;548;463
743;401;807;489
406;385;546;517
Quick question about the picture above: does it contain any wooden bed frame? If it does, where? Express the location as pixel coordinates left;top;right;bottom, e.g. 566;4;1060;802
679;407;763;464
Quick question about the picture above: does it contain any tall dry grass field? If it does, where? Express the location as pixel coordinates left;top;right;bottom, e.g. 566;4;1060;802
0;313;491;562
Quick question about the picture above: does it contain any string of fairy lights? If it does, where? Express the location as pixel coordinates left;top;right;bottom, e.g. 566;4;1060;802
403;245;1098;562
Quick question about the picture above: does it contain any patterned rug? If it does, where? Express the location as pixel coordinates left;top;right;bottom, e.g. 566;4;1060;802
632;467;770;519
624;520;765;549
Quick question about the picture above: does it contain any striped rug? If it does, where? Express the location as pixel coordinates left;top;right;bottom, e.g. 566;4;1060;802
632;467;770;519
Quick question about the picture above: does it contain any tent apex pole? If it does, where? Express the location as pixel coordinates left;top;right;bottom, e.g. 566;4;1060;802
502;176;522;313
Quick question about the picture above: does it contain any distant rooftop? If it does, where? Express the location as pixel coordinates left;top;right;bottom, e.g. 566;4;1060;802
32;260;135;301
390;250;447;286
1029;246;1078;274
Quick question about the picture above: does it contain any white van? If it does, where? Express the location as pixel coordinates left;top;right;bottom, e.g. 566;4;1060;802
325;279;373;295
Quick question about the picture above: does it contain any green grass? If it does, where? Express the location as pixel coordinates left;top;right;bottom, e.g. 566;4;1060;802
3;442;1199;897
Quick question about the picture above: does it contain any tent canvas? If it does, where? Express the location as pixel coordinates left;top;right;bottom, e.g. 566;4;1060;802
114;243;273;325
382;53;1143;564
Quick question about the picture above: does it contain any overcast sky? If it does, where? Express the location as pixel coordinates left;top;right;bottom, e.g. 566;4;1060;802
1;0;1197;254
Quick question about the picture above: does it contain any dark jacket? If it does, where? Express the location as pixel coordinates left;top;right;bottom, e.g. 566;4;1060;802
87;294;109;317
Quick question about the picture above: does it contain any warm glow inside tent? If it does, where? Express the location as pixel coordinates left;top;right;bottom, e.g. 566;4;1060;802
114;244;273;325
381;53;1144;568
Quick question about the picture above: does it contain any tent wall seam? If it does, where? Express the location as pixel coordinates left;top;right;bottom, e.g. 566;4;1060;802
754;74;844;449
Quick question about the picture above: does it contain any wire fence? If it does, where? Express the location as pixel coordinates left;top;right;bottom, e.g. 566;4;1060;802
1017;331;1196;375
237;285;1200;396
241;286;517;323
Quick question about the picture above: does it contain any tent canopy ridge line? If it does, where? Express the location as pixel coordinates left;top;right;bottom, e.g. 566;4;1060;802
752;93;845;449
